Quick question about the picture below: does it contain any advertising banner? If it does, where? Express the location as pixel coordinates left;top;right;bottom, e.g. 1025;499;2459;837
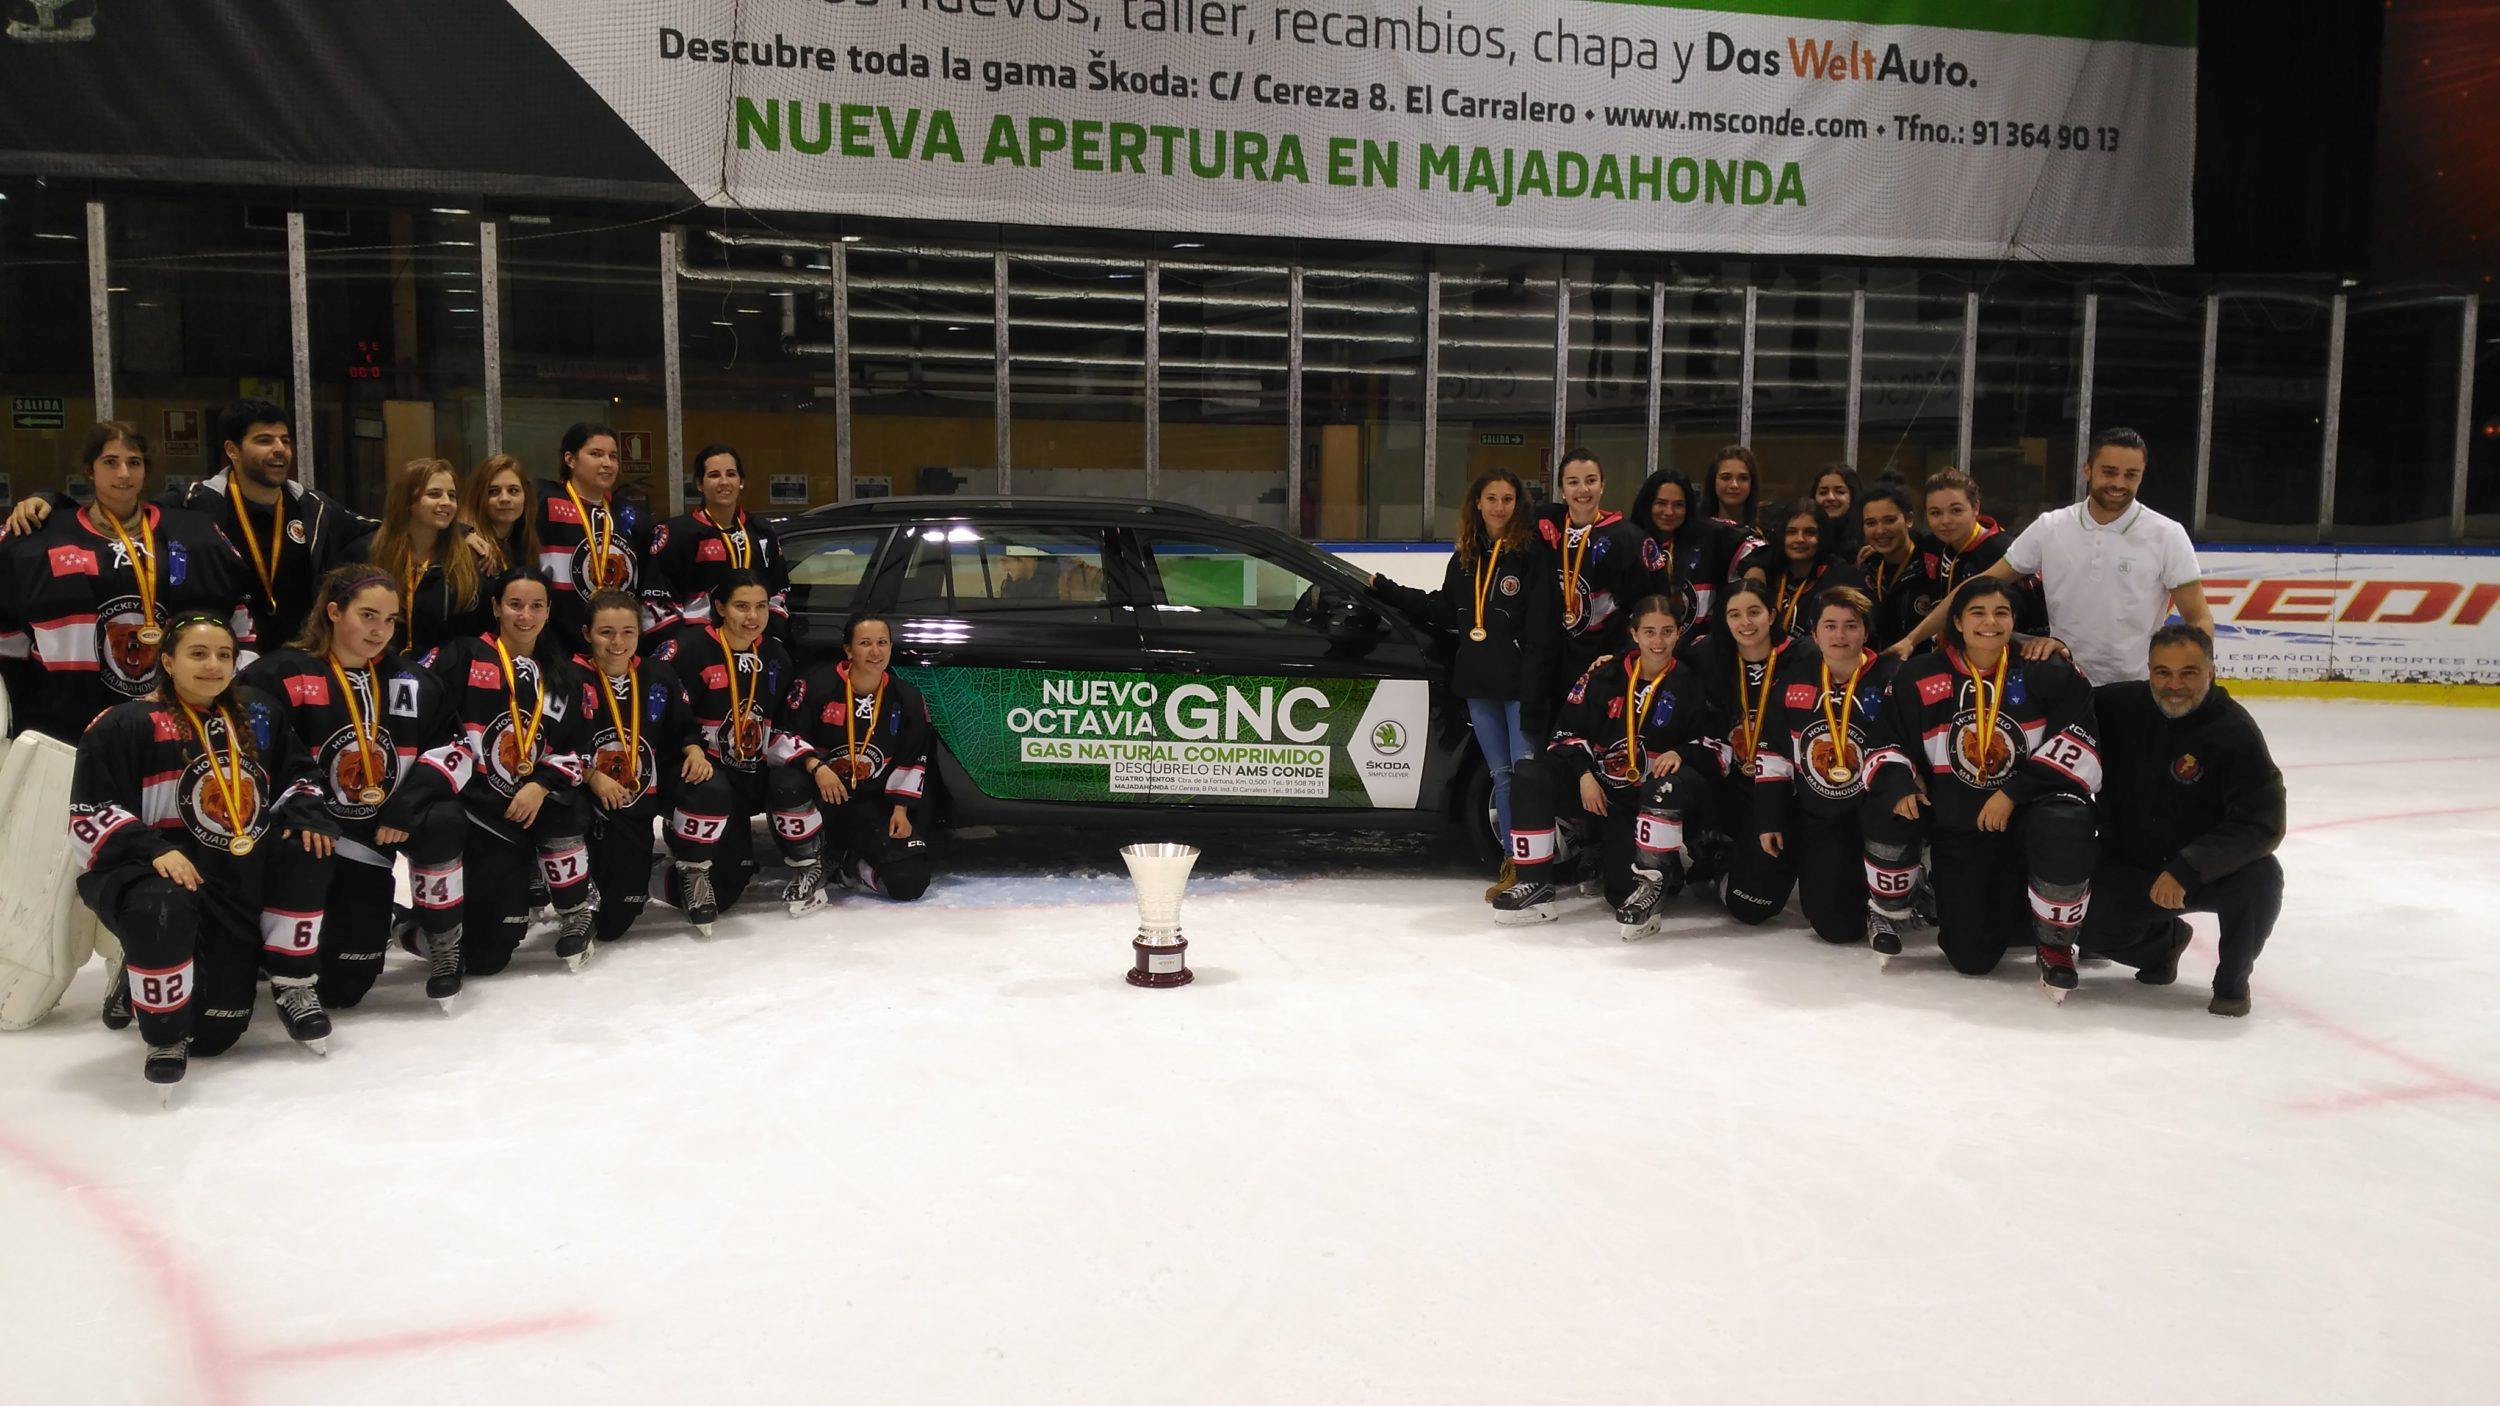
1336;544;2500;685
502;0;2194;261
906;665;1429;807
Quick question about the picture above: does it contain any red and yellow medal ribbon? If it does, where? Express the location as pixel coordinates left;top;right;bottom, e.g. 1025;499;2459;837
844;665;887;782
1468;539;1503;642
1559;524;1592;624
329;658;385;800
1736;656;1776;768
493;639;547;770
710;628;754;761
1820;653;1868;778
228;477;286;610
1625;655;1669;777
1941;522;1986;596
565;480;617;591
601;662;641;791
178;699;251;849
1969;647;2011;767
96;505;161;633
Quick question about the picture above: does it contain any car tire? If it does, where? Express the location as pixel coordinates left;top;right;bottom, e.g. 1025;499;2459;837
1450;760;1500;868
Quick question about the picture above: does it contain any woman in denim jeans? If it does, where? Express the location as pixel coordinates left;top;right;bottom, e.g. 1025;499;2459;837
1368;468;1561;892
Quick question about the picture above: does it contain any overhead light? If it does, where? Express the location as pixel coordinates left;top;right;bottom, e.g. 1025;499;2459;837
448;306;480;313
432;207;475;216
946;324;966;332
840;235;864;243
439;239;477;248
34;231;76;241
710;319;734;327
106;285;127;293
1173;242;1204;249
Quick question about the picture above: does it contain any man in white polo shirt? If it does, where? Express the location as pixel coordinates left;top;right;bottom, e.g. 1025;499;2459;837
1891;428;2213;682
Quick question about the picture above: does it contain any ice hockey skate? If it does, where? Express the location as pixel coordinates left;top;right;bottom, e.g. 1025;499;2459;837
2037;943;2080;1003
271;977;332;1055
144;1038;188;1105
425;924;465;1012
677;859;718;938
1869;912;1904;965
100;961;132;1030
1491;878;1557;925
1614;868;1665;941
554;905;598;972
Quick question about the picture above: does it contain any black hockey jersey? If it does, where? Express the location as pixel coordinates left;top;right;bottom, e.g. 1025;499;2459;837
535;480;655;646
419;634;592;800
1756;556;1870;641
160;472;369;646
1534;505;1656;682
645;509;792;637
1751;647;1902;833
653;628;805;777
1682;633;1790;780
1865;644;2102;831
67;688;329;877
241;649;469;836
781;663;934;807
575;657;702;808
1544;652;1723;791
0;504;254;742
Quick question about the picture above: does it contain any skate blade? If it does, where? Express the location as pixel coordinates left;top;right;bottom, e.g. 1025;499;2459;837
296;1035;330;1057
786;896;826;919
433;994;458;1015
1493;905;1557;927
1617;919;1660;942
562;947;594;973
1874;949;1897;968
159;1084;180;1110
2042;981;2074;1004
691;921;715;940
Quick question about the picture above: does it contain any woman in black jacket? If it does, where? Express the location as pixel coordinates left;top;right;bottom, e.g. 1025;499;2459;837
1368;468;1560;879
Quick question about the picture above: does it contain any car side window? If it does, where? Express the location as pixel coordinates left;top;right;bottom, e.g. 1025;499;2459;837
784;528;885;614
896;523;1112;611
1141;535;1329;619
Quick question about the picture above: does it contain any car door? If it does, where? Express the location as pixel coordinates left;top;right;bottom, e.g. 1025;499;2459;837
870;515;1156;813
1128;527;1447;813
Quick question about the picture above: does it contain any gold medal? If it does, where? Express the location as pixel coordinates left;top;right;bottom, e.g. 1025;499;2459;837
229;834;255;857
1467;540;1504;647
358;785;388;805
137;625;164;646
181;698;258;856
844;663;887;785
1826;765;1853;784
1468;627;1488;642
1819;654;1869;791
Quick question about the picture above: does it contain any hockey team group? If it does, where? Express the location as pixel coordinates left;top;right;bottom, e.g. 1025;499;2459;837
0;405;2292;1097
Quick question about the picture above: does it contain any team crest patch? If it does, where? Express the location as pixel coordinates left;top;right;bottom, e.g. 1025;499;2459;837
1499;575;1520;596
1640;537;1666;572
286;519;307;545
2171;752;2202;783
1917;674;1954;706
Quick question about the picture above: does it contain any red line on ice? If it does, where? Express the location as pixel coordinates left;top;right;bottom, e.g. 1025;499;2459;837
0;1130;594;1403
2264;803;2500;1111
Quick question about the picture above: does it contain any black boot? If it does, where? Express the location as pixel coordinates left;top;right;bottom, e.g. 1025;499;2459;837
425;923;465;1009
101;961;133;1030
271;977;332;1054
2134;918;2194;986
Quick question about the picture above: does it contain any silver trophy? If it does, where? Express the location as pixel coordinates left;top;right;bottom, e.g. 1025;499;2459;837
7;2;100;43
1120;842;1199;988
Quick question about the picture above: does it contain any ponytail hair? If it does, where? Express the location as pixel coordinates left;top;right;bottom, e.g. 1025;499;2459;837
155;613;259;763
289;565;400;658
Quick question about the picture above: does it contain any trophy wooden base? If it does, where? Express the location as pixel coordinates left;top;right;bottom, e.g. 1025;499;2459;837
1127;934;1192;988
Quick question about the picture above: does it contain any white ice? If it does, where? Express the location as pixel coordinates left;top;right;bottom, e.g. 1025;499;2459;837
4;697;2497;1405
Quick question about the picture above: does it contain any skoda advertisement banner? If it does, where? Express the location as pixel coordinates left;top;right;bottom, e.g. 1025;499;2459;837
908;667;1429;808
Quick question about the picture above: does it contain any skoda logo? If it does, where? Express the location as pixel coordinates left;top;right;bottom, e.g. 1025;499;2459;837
1371;720;1407;754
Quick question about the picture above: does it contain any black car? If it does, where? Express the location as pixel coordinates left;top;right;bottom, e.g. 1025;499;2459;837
774;496;1493;856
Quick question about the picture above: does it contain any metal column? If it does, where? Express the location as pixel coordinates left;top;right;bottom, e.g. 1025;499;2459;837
1844;288;1864;467
1738;285;1757;443
2453;296;2480;542
481;219;503;457
1644;280;1664;479
830;241;853;502
2075;290;2098;500
1421;270;1441;532
1143;259;1161;496
2193;293;2219;535
284;212;316;490
1955;289;1977;472
1550;272;1570;492
659;228;685;516
2318;291;2346;543
85;201;113;423
1286;264;1304;534
994;252;1011;492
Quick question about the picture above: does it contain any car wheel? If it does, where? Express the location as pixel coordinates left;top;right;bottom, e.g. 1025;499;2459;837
1450;761;1500;867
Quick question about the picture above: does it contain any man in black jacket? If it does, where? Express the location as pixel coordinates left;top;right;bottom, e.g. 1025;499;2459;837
2079;625;2286;1016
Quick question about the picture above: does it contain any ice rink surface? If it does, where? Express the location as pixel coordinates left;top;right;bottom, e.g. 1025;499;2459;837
4;697;2498;1405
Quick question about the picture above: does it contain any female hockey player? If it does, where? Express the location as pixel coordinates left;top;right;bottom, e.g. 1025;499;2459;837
1;421;254;743
1701;443;1762;533
362;457;485;655
1808;464;1864;560
1677;580;1787;913
244;567;474;1011
1491;595;1722;939
651;571;811;919
645;444;791;648
69;613;337;1092
1536;449;1654;695
1743;587;1900;943
457;453;541;576
1366;467;1558;877
1626;468;1750;637
576;591;715;940
1861;577;2101;997
1745;500;1867;642
775;612;937;912
421;568;599;974
535;423;653;654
